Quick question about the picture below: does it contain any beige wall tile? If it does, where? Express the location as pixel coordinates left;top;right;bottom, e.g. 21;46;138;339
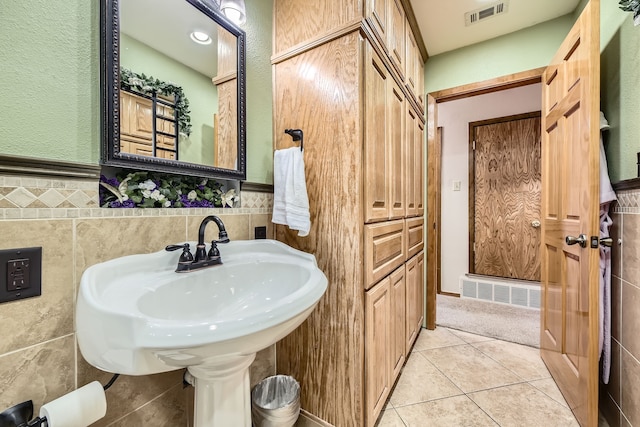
621;281;640;360
610;213;621;279
0;335;75;413
187;214;251;242
75;216;187;287
108;384;189;427
77;355;184;427
250;213;275;239
612;277;622;341
621;348;640;426
622;214;639;286
599;391;621;427
0;220;74;354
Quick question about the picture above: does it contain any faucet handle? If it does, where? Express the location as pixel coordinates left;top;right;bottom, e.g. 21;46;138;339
165;244;194;263
208;242;220;258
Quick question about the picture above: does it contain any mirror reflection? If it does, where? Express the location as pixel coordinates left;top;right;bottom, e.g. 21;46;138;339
104;0;245;178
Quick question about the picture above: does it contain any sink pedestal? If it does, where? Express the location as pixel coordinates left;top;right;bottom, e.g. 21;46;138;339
188;353;257;427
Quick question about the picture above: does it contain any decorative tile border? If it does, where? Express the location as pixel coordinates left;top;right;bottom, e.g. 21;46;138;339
0;174;273;219
613;188;640;213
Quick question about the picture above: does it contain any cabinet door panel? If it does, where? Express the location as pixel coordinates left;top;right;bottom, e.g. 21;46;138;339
365;278;391;427
388;0;405;78
366;0;389;51
388;78;405;219
405;104;417;216
406;217;424;260
415;118;425;216
390;265;406;382
364;42;390;222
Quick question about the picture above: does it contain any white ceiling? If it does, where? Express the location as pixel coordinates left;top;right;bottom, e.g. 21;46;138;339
410;0;581;56
120;0;220;78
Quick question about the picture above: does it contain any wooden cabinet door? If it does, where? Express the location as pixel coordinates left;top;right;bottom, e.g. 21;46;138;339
404;21;417;99
389;265;406;382
365;277;391;427
366;0;389;51
415;117;424;216
364;41;390;223
405;252;422;353
388;76;405;219
388;0;405;79
405;103;417;217
416;251;424;329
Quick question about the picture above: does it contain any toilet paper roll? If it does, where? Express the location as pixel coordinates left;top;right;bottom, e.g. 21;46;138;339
39;381;107;427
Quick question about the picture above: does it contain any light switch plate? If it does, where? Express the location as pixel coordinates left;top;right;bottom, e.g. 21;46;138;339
453;181;462;191
0;247;42;304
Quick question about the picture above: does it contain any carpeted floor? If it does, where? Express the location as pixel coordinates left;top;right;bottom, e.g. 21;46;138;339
436;294;540;348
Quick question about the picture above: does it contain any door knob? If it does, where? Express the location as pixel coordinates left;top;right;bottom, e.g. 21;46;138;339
566;234;588;248
599;237;613;247
531;220;541;228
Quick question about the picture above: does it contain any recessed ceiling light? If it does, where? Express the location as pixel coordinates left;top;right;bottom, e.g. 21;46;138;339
190;31;212;45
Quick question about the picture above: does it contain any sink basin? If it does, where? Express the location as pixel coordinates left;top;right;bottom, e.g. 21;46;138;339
76;239;327;427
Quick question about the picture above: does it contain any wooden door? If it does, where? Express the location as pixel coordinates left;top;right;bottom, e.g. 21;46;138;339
365;277;391;427
540;1;600;426
405;253;419;353
365;0;389;51
471;112;541;281
389;77;405;219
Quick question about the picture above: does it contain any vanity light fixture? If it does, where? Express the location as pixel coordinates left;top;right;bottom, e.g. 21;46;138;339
190;31;212;45
213;0;247;25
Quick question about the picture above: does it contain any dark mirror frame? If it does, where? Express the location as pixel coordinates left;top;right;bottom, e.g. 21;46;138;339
100;0;247;180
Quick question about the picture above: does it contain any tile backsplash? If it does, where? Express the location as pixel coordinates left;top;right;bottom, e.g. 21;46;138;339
0;173;274;426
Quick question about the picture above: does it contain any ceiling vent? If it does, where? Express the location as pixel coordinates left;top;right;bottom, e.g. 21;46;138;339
465;1;509;26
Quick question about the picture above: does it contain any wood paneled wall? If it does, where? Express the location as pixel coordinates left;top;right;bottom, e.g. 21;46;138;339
274;32;366;426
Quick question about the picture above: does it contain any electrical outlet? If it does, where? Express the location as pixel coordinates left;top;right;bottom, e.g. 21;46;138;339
254;226;267;239
0;247;42;304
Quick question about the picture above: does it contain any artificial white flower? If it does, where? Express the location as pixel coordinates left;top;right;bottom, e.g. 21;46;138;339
150;190;165;201
142;189;151;198
187;190;197;201
221;189;238;208
200;178;208;186
164;200;171;207
139;179;156;191
118;177;131;195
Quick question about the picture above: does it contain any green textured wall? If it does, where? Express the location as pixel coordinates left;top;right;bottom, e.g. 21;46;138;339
600;2;640;182
0;1;99;164
245;0;274;184
121;34;218;166
424;15;574;94
1;0;274;184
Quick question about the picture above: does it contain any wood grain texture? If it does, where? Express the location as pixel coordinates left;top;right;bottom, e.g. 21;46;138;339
425;94;438;329
430;67;545;103
215;26;237;80
365;220;406;289
215;80;238;169
389;75;406;219
539;1;600;425
274;32;365;427
365;277;391;427
405;216;424;260
365;0;389;52
388;0;405;79
274;0;361;55
364;42;391;223
389;265;406;383
471;113;541;281
405;251;423;353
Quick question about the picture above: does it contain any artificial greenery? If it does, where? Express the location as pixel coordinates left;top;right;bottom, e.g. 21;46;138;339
99;171;238;208
120;67;192;137
619;0;640;22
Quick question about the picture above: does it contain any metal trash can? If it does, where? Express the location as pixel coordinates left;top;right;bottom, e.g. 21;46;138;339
251;375;300;427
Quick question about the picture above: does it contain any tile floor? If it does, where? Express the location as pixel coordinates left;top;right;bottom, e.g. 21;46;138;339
377;327;581;427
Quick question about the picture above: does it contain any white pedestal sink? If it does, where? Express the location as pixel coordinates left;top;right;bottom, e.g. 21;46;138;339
76;240;327;427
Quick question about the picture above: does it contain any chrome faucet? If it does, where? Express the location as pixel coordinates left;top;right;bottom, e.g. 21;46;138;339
165;215;230;273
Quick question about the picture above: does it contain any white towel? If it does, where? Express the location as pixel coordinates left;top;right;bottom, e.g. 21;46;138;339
272;147;311;237
598;111;617;385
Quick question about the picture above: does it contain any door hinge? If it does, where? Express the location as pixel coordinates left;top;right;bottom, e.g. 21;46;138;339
472;140;476;150
473;242;476;252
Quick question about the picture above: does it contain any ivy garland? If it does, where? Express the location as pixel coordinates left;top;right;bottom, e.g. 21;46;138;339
619;0;640;23
120;67;192;137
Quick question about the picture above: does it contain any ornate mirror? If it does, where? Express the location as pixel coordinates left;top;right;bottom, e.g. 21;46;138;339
101;0;246;180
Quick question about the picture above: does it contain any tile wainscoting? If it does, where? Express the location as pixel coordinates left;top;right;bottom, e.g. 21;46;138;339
0;173;275;426
601;187;640;427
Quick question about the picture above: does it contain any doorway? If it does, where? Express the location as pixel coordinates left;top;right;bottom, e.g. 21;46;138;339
425;67;545;329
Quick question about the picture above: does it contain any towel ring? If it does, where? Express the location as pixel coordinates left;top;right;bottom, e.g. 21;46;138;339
284;129;303;151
